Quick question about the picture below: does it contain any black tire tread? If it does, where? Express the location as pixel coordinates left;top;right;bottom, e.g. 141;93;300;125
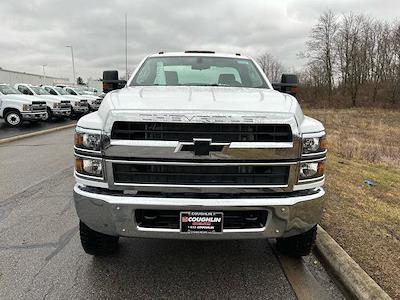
4;109;23;127
45;107;53;122
79;221;119;256
276;225;317;257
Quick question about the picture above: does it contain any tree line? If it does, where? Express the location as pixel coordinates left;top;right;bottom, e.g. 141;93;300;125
258;11;400;107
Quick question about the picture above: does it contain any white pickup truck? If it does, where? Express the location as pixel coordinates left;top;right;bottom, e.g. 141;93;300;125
0;84;47;126
42;85;89;118
63;86;102;111
73;51;326;257
15;84;71;121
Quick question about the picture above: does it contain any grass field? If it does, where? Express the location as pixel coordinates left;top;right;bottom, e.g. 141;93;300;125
305;108;400;298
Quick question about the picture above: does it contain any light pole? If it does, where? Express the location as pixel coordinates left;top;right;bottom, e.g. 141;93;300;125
41;64;47;85
66;45;76;84
125;14;128;80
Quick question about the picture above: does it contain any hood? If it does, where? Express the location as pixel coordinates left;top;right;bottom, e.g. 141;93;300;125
81;95;100;101
0;94;39;104
32;95;64;104
57;95;80;103
110;86;294;114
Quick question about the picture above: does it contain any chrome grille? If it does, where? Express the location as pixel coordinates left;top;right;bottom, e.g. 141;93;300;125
113;163;289;185
31;101;46;112
79;100;88;107
111;122;292;142
60;100;71;109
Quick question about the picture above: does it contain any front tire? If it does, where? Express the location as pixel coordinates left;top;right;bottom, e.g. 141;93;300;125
79;221;119;256
70;108;80;120
43;107;53;122
276;225;317;257
5;110;23;127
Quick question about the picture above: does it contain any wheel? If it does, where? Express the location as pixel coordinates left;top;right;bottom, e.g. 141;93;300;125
5;110;23;127
79;221;119;256
276;225;317;257
70;109;79;120
42;107;53;121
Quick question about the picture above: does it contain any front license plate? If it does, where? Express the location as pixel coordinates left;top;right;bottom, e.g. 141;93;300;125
180;211;223;234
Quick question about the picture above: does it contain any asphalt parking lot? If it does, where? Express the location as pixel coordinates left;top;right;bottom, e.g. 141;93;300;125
0;119;75;140
0;128;345;299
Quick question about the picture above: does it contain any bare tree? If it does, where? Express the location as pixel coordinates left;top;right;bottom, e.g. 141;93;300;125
301;12;400;107
389;23;400;104
256;52;283;82
369;21;393;102
306;10;338;102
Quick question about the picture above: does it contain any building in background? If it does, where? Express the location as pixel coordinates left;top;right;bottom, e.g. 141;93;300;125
0;67;69;86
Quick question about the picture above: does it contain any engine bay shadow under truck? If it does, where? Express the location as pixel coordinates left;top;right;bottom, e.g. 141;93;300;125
73;51;327;257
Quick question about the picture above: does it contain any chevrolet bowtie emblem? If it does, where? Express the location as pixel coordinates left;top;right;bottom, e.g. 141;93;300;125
193;139;212;156
177;138;226;156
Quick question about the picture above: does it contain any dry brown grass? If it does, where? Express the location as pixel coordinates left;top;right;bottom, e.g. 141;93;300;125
305;108;400;167
305;108;400;298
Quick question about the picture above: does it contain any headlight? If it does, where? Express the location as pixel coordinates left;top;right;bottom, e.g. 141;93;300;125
22;104;32;111
53;103;61;109
302;135;327;154
299;161;325;180
74;127;102;151
73;102;79;107
75;158;102;177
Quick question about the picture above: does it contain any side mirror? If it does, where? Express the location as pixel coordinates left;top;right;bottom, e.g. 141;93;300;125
272;74;299;97
102;70;127;93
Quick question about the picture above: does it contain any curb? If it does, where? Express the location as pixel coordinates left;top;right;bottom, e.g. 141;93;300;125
315;225;391;300
0;123;76;145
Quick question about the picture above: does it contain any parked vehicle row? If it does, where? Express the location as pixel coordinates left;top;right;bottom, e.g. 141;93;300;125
0;83;103;127
0;84;47;126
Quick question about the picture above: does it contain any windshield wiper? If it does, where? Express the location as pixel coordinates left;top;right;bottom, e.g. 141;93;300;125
194;83;230;87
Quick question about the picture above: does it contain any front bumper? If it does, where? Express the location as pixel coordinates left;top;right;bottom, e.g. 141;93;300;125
89;103;100;111
21;112;47;120
72;106;89;114
74;184;325;239
52;108;71;117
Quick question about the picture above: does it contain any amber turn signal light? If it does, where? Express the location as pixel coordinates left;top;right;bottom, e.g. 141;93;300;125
318;161;325;174
75;158;83;172
74;132;82;146
320;136;327;151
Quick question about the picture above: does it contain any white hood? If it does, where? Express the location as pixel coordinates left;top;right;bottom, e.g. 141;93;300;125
55;94;80;103
109;86;294;114
89;86;305;133
0;94;43;104
32;95;64;104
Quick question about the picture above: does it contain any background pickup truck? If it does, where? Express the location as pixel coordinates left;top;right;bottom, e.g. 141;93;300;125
15;84;71;121
42;85;89;118
0;84;47;126
73;51;327;257
63;86;102;111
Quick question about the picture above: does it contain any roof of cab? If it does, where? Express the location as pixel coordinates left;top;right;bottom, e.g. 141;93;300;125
148;51;250;59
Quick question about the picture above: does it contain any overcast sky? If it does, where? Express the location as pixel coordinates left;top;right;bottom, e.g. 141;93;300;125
1;0;399;82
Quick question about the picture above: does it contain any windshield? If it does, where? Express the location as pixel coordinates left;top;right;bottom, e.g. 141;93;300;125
0;85;21;95
54;87;69;95
31;86;50;95
70;88;84;95
130;56;268;88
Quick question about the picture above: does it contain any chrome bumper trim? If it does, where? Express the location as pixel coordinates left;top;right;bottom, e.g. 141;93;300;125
74;184;325;239
21;112;47;120
105;159;298;166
